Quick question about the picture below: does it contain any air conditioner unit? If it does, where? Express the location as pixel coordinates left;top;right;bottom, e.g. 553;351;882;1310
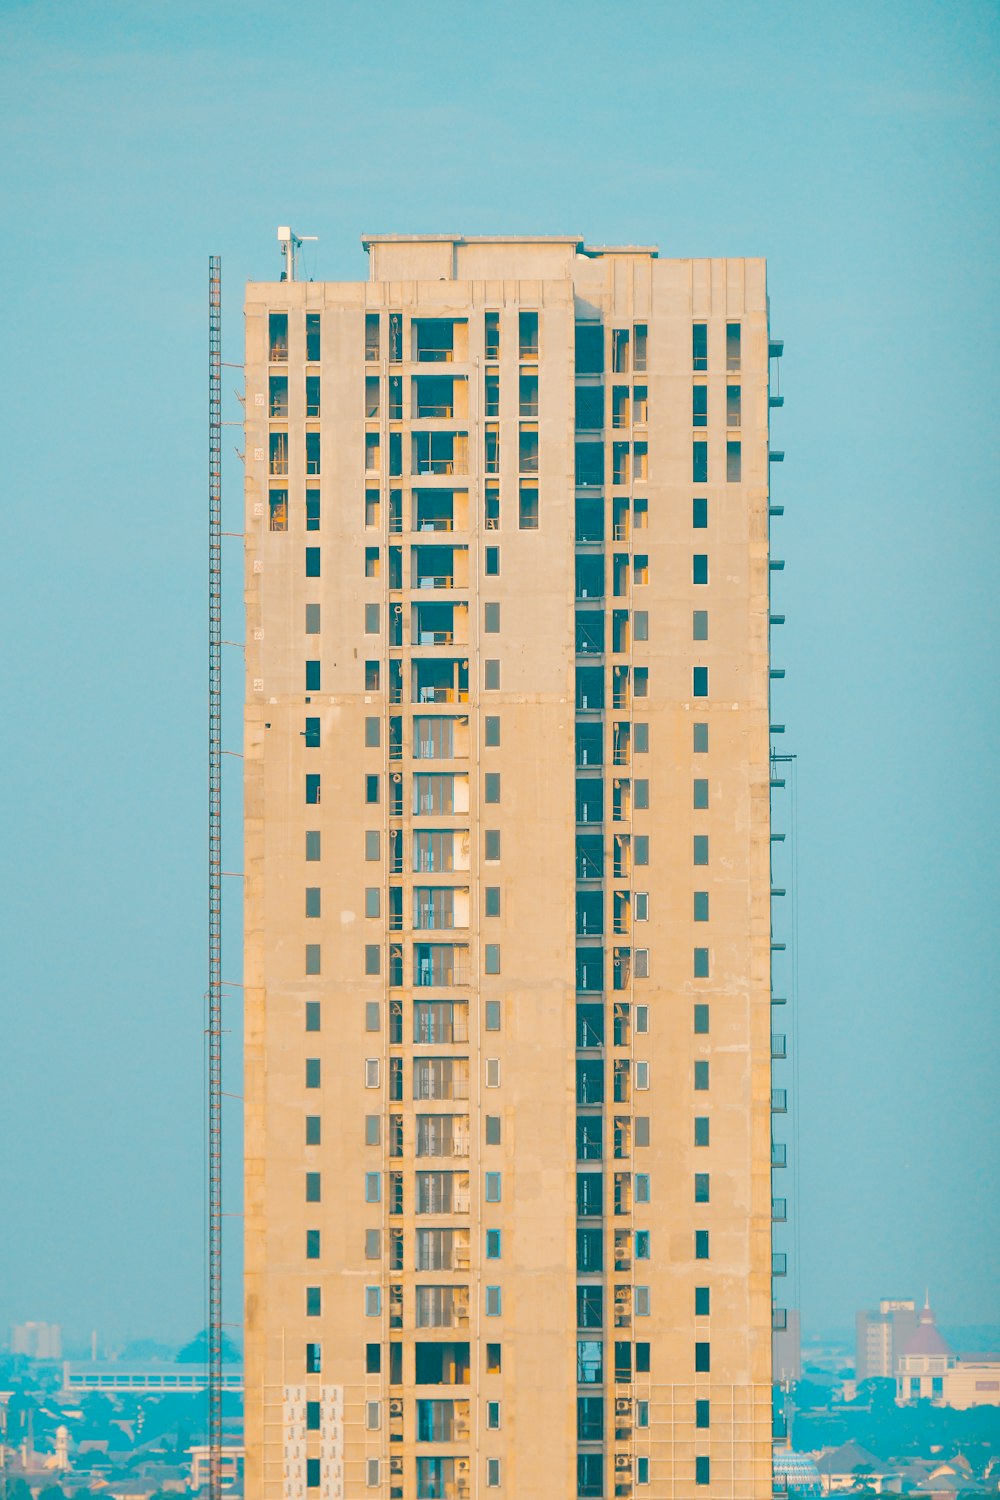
389;1398;403;1419
615;1452;632;1471
456;1458;471;1476
615;1396;631;1415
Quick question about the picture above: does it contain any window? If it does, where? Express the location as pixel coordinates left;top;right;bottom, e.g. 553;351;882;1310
305;886;321;918
486;1057;501;1087
694;1004;710;1035
306;374;321;418
306;1228;320;1259
305;432;320;475
485;370;500;417
306;1459;320;1490
485;545;500;576
486;1343;502;1373
693;553;708;585
365;1286;382;1317
695;1341;711;1373
633;323;647;372
307;1401;321;1431
365;1342;380;1374
365;944;381;976
695;1117;710;1146
635;892;649;921
485;1172;501;1202
268;488;288;531
365;1115;381;1145
485;829;500;861
633;554;648;585
696;1398;711;1428
695;1172;710;1203
485;1286;502;1317
305;944;320;975
365;1001;380;1032
364;603;380;634
694;835;709;865
305;312;321;362
487;1400;501;1430
484;772;501;804
305;1000;320;1031
365;546;379;578
635;1173;650;1204
484;602;500;634
519;484;539;529
485;995;501;1025
306;602;321;633
635;834;649;865
365;774;380;804
693;609;708;641
696;1457;711;1486
635;1061;650;1090
694;778;709;809
365;313;380;361
693;495;708;529
486;1457;501;1487
693;667;708;698
519;310;539;357
485;660;500;690
693;441;707;483
694;948;709;978
304;1110;321;1143
692;322;707;371
634;1116;650;1148
365;1058;380;1088
726;321;741;371
305;661;321;693
269;312;288;361
365;659;380;690
727;384;741;427
365;830;380;862
694;722;709;753
485;311;501;360
305;1172;321;1203
575;322;604;375
634;610;649;642
485;715;500;747
635;1005;648;1034
693;384;708;427
635;1286;650;1317
695;1286;711;1315
485;1115;501;1146
727;440;742;482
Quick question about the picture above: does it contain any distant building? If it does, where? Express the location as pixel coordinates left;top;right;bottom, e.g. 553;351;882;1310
855;1298;916;1380
939;1359;1000;1409
9;1322;62;1359
774;1308;802;1381
189;1446;244;1491
773;1447;822;1498
61;1361;244;1395
895;1296;956;1401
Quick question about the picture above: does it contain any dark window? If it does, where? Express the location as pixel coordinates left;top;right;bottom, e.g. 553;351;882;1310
693;442;707;483
693;384;708;427
693;496;708;528
305;547;321;578
692;323;708;371
575;324;604;375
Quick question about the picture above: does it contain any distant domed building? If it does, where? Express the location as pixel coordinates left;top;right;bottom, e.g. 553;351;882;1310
773;1446;822;1498
896;1292;956;1401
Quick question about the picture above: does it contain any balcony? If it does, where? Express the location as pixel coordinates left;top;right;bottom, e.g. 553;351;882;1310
772;1252;788;1277
771;1088;787;1113
771;1033;787;1059
772;1197;787;1222
771;1142;787;1168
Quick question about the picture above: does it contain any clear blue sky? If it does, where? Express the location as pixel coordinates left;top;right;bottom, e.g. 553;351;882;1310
1;0;997;1349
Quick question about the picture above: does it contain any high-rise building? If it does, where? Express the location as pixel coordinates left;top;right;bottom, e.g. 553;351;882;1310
9;1321;62;1360
243;234;779;1499
855;1299;918;1381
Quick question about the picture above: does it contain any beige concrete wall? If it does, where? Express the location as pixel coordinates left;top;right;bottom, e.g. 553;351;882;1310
244;240;774;1500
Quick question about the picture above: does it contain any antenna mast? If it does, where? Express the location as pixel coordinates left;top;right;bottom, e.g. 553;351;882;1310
207;255;223;1500
277;224;318;281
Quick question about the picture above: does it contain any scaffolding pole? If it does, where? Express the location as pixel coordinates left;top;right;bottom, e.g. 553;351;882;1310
207;254;223;1500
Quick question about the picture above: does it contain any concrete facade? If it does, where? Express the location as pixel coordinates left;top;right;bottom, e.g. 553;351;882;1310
243;235;777;1499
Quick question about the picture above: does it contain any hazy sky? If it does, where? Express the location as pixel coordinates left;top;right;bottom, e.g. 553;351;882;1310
1;0;997;1349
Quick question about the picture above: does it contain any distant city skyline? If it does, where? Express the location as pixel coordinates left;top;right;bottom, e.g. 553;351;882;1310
0;0;997;1345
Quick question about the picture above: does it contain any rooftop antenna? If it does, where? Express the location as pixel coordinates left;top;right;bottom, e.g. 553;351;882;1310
277;225;318;282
